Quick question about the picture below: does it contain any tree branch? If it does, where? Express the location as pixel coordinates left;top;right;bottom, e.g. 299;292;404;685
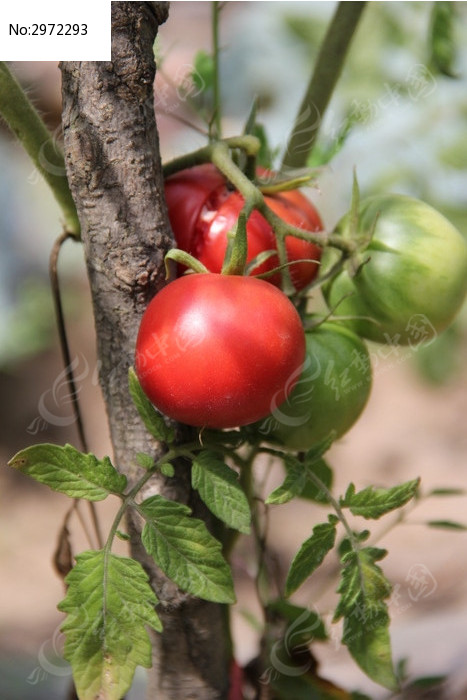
60;3;230;698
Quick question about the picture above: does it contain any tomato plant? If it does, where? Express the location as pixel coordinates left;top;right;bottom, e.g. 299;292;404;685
164;164;323;290
323;194;467;344
6;4;467;700
255;322;372;449
135;273;306;428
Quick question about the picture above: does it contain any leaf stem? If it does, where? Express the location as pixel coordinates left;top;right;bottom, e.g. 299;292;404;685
211;1;222;140
0;62;80;237
281;2;367;169
304;466;359;549
103;446;186;554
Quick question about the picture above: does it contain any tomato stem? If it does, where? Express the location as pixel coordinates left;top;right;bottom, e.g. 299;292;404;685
211;1;222;141
281;2;367;169
163;138;358;265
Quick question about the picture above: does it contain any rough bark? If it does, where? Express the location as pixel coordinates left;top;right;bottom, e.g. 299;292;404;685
60;3;230;698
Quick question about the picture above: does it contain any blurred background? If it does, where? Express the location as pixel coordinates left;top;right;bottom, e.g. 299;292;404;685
1;2;467;698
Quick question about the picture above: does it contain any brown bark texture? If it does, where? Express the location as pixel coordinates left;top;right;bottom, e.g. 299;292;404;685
60;3;230;698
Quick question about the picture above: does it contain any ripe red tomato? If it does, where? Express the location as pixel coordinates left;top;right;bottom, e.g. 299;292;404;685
164;165;323;291
135;274;306;429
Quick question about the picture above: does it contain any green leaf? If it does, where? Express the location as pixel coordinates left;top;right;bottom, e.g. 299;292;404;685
342;599;397;692
139;495;235;604
334;546;390;621
426;519;467;531
300;458;333;504
428;487;465;497
128;367;175;444
252;123;275;170
285;521;337;597
8;443;126;500
192;50;215;92
266;457;307;505
192;451;251;534
334;547;397;691
410;674;447;689
160;462;175;478
136;452;155;470
267;600;327;642
58;550;161;700
429;1;457;77
340;479;420;519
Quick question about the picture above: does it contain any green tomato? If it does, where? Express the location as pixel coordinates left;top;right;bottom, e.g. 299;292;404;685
323;194;467;345
256;323;372;450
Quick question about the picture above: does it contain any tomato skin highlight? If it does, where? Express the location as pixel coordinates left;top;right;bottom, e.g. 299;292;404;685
164;164;324;291
255;323;372;450
323;194;467;344
135;274;306;429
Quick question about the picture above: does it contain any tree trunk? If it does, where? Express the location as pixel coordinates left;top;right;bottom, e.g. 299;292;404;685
60;3;231;698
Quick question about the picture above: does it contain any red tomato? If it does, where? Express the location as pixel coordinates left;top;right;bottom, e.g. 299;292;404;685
135;274;306;429
164;163;228;251
196;191;281;283
164;165;323;291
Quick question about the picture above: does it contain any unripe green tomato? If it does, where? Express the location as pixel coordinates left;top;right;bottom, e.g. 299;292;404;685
323;194;467;345
255;323;372;450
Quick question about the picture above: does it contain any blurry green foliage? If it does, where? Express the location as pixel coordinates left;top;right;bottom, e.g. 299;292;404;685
429;1;457;77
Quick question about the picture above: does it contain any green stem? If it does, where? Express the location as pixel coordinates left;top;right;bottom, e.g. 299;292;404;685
104;447;181;554
211;1;222;140
162;135;261;178
164;140;356;255
281;2;367;169
0;62;80;237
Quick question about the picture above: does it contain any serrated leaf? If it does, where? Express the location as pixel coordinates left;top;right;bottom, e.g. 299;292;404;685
266;457;307;505
285;522;336;597
300;458;333;504
341;479;420;519
139;495;235;604
334;547;397;691
128;367;174;444
426;519;467;531
192;451;250;534
334;547;390;621
342;596;397;691
8;443;126;500
58;550;161;700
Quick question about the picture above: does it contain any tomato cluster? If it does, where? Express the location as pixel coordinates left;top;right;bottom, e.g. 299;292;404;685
135;164;467;447
164;164;323;291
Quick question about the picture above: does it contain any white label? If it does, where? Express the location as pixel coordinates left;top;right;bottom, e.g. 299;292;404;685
0;0;111;60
